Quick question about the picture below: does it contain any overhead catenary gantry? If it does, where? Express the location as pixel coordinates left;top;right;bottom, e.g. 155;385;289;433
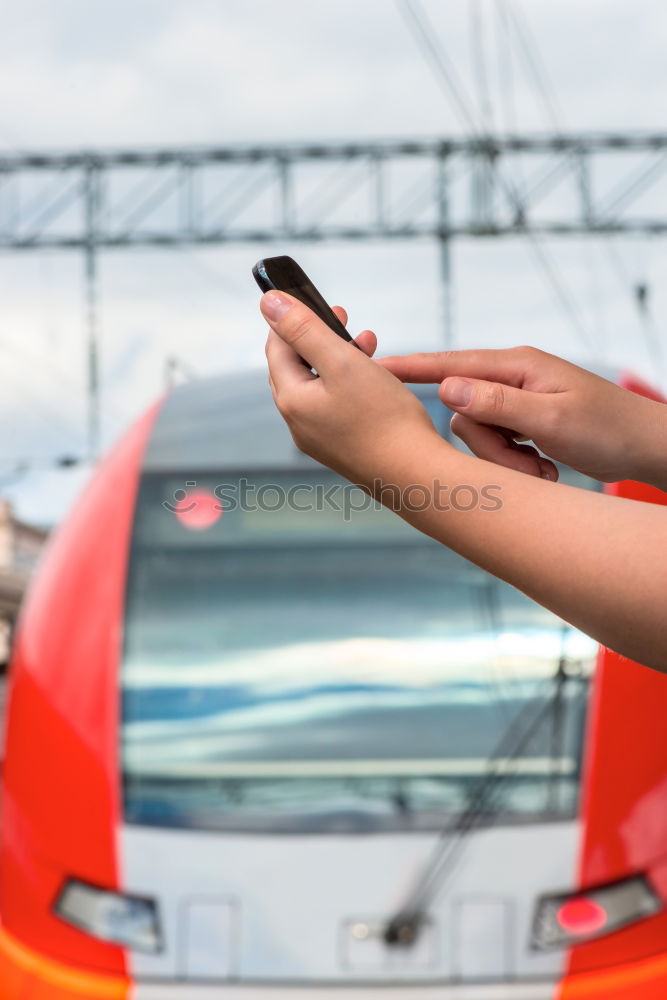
2;133;667;246
1;131;667;456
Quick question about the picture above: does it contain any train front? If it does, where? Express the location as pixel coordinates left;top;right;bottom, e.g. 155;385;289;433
3;371;667;998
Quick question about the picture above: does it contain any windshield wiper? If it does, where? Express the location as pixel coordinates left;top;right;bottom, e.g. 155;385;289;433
383;646;585;947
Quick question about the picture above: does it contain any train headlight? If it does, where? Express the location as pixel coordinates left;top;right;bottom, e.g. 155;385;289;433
531;874;660;950
54;878;162;953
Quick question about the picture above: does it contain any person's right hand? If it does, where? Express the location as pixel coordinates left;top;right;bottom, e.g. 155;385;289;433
378;346;667;487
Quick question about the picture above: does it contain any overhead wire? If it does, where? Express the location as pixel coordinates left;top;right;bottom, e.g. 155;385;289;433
502;0;565;131
395;0;596;354
495;0;518;139
493;0;530;232
503;0;663;372
498;0;602;358
397;0;481;138
469;0;495;132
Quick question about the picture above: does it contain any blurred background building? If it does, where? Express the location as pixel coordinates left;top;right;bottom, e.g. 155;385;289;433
0;497;47;667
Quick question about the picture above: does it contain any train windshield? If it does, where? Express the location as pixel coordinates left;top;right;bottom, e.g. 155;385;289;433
122;468;598;833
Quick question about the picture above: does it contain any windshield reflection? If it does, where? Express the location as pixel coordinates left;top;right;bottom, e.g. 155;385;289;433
122;472;597;833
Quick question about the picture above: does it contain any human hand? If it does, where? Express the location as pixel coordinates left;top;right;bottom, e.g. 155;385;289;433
263;292;442;487
378;346;667;487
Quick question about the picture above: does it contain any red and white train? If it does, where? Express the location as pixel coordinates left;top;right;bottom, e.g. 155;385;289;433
2;369;667;999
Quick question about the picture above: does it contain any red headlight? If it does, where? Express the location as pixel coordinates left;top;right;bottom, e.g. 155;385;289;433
531;874;660;950
556;898;607;936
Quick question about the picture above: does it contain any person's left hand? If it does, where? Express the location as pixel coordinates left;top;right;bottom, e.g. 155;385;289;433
262;291;440;487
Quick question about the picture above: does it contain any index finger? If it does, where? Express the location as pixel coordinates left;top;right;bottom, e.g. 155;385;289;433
376;348;532;388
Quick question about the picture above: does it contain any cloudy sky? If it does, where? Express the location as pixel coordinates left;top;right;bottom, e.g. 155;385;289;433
1;0;666;523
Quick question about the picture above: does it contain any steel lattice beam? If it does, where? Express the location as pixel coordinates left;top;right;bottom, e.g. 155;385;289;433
1;133;667;249
3;132;667;459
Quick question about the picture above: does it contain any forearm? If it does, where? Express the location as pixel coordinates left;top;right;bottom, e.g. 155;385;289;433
631;397;667;493
377;434;667;672
260;292;667;662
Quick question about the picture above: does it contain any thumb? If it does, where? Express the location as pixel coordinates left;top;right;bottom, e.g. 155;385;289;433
440;376;548;439
260;290;350;373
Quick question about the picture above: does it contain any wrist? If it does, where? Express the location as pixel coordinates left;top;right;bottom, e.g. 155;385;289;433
375;427;454;485
365;432;470;516
630;398;667;492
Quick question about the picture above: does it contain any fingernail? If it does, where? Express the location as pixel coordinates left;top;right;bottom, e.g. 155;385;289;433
442;378;473;407
261;291;294;323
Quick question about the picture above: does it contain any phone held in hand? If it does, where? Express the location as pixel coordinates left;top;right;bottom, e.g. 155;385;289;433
252;255;361;349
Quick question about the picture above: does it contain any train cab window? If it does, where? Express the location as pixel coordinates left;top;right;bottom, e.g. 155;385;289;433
122;468;599;834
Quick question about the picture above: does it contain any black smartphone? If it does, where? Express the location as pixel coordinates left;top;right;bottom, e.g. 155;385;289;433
252;255;360;348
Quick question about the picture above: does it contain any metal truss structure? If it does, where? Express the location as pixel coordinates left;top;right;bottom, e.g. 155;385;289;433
2;133;667;247
1;131;667;454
